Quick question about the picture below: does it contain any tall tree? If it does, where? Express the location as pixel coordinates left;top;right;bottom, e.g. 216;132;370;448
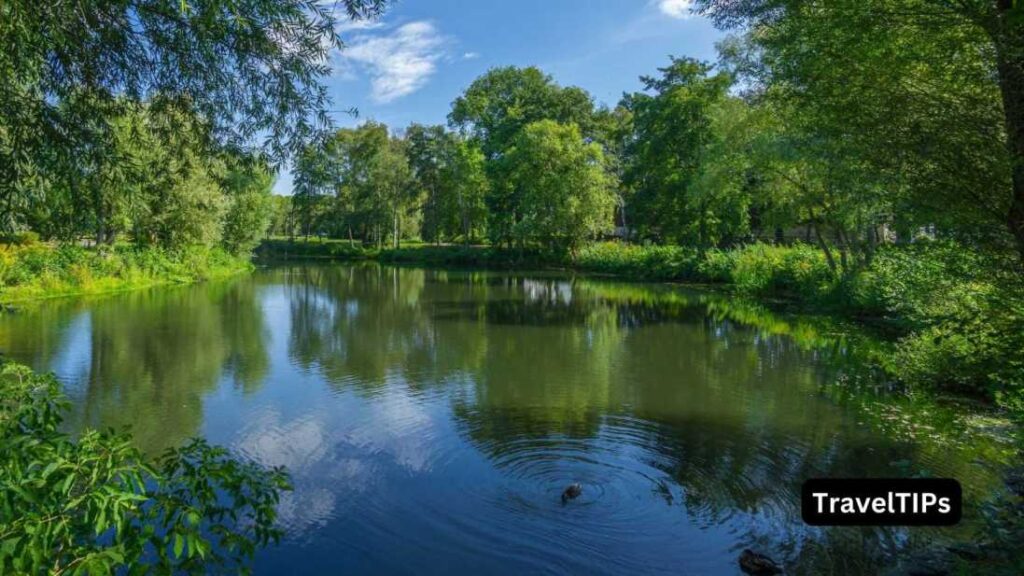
621;57;733;246
405;124;456;243
220;153;275;255
498;120;616;254
0;0;389;235
448;66;596;159
440;141;489;244
695;0;1024;263
449;67;598;246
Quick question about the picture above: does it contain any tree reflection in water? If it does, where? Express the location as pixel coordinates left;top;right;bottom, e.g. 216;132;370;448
0;264;1012;575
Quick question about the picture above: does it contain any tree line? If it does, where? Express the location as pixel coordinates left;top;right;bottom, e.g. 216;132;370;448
3;0;1022;275
283;1;1024;275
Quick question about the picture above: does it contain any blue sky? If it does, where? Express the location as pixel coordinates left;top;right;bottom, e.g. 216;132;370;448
274;0;724;194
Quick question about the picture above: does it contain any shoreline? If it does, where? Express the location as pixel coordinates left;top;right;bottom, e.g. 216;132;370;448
0;243;253;306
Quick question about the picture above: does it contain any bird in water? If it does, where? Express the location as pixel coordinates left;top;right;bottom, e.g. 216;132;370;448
561;483;583;503
739;549;783;575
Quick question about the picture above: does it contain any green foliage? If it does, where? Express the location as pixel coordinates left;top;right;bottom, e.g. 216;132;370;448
0;362;290;574
729;243;835;299
621;57;737;246
698;0;1022;260
221;158;276;256
440;141;489;244
574;242;701;280
406;124;456;243
448;67;604;248
0;0;390;236
257;238;377;261
851;241;1024;402
0;243;251;303
0;231;40;247
498;121;616;254
293;122;415;247
448;66;596;160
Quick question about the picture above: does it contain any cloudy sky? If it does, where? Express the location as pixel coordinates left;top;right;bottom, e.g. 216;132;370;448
275;0;723;194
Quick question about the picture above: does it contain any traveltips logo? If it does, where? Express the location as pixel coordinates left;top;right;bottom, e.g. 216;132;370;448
801;478;962;526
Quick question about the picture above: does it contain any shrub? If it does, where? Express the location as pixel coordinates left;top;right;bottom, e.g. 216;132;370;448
574;242;700;280
852;241;997;327
0;244;251;302
0;363;290;574
696;249;735;283
1;231;41;246
730;243;835;299
853;241;1024;404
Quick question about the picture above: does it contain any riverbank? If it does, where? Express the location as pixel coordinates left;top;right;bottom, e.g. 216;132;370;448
0;241;252;305
258;238;1024;410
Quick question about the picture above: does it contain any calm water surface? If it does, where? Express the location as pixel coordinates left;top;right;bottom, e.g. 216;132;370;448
0;264;1011;574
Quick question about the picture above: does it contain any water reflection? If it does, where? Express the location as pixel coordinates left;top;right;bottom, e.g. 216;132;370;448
0;264;1012;575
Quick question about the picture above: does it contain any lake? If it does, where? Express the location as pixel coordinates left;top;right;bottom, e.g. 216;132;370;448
0;263;1011;574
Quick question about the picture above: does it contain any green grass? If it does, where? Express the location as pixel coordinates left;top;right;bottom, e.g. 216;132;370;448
0;242;252;304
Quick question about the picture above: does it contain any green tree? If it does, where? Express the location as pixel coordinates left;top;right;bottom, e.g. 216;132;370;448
0;0;388;236
405;124;456;243
498;120;615;254
128;101;229;249
292;142;334;240
448;66;596;159
622;57;733;246
449;67;599;247
696;0;1024;262
440;141;489;244
221;154;275;255
268;194;296;238
295;122;414;247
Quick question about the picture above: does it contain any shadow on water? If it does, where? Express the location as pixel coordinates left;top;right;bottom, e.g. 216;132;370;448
0;262;1015;575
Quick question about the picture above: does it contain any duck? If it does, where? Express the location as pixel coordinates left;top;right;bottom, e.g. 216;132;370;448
561;483;583;503
739;549;783;575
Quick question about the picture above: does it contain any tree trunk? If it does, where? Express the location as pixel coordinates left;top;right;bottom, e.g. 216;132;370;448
993;1;1024;264
620;199;629;241
393;208;400;249
809;208;838;273
698;201;708;254
835;228;849;273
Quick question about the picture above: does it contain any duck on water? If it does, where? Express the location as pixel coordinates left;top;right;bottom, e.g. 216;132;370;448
739;549;783;575
561;483;583;504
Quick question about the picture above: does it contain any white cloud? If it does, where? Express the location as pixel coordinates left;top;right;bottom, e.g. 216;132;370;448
340;21;449;104
336;18;384;34
462;51;480;60
657;0;694;19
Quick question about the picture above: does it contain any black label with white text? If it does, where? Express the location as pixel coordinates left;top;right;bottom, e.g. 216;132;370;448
801;478;961;526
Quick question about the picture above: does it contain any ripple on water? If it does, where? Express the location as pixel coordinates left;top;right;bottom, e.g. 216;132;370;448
420;410;753;574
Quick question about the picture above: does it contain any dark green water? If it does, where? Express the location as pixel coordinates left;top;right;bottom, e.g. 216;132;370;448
0;264;1013;574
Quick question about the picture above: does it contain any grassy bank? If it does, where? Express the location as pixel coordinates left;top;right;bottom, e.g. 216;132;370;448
259;237;1024;409
0;241;252;304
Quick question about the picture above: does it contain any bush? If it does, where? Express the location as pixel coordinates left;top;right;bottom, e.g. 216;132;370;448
730;243;835;299
0;362;290;574
1;231;41;246
696;248;735;283
851;241;997;327
853;241;1024;404
0;244;251;302
574;242;700;280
